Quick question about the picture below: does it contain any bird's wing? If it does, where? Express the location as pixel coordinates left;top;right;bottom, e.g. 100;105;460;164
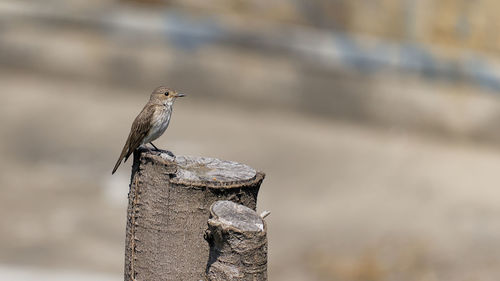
112;104;155;174
125;104;156;160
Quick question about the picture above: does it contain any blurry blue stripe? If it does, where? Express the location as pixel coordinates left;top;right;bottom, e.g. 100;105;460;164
157;12;500;91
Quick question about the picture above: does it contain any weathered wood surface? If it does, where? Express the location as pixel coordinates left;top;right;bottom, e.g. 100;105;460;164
124;147;265;281
205;200;268;281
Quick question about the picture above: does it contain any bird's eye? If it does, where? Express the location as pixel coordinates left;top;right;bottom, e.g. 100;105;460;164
164;92;169;96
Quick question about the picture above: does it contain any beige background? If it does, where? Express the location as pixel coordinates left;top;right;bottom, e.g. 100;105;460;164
2;1;500;280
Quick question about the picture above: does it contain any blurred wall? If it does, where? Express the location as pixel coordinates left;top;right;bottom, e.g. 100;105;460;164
3;0;500;142
127;0;500;52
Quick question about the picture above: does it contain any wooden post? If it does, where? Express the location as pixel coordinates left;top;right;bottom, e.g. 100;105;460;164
124;147;265;281
205;200;268;281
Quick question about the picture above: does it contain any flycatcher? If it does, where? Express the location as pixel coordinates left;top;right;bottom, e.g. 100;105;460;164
112;86;185;174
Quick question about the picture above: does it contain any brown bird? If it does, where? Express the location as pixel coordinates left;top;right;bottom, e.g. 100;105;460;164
112;86;185;174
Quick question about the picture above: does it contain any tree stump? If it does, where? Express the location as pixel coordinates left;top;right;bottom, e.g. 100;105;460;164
124;147;265;281
205;201;268;281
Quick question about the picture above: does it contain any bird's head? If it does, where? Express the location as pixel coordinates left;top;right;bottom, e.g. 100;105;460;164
150;86;185;106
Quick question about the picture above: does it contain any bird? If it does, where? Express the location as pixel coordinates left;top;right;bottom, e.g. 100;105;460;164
112;86;185;174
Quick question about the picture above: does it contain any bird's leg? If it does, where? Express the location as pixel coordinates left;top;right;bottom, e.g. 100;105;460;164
149;142;160;151
149;142;174;158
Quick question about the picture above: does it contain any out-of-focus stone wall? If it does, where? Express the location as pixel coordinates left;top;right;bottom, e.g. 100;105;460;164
125;0;500;53
4;0;500;141
424;0;500;52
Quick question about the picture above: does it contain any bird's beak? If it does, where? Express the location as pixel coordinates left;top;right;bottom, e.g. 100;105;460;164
175;92;186;98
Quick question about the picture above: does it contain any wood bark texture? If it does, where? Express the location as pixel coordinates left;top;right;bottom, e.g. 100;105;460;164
205;200;268;281
124;147;265;281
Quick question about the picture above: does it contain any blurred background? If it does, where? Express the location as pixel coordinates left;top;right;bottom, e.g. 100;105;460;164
2;0;500;280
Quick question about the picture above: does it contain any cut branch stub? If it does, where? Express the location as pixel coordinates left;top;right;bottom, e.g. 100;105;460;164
124;147;265;281
206;200;268;281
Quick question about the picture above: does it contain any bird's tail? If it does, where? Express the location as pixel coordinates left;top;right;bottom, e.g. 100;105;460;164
112;143;129;174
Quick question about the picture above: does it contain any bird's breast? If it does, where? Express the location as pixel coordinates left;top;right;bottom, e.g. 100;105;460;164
143;106;172;144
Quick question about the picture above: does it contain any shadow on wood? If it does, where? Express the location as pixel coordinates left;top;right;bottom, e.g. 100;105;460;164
124;147;265;281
